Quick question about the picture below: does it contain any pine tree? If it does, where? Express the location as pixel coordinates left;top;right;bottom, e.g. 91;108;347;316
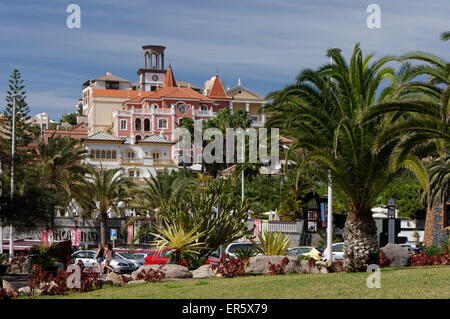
1;69;38;147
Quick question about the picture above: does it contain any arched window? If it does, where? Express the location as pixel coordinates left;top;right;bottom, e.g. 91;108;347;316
101;151;106;159
201;104;208;111
135;118;142;131
107;151;111;159
112;151;117;159
144;118;150;131
136;135;142;141
152;104;158;109
90;150;95;159
96;150;100;158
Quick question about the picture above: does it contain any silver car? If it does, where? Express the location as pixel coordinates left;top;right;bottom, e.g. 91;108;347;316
72;250;137;274
115;252;145;268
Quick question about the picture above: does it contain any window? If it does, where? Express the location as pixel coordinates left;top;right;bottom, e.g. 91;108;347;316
136;135;142;141
144;118;150;131
152;104;158;109
106;81;119;90
178;104;187;113
127;151;135;159
96;150;100;158
201;105;208;111
101;151;106;159
135;118;141;131
251;116;258;123
158;118;168;129
112;151;116;159
90;150;95;159
152;152;160;160
107;151;111;159
333;244;344;253
120;119;127;130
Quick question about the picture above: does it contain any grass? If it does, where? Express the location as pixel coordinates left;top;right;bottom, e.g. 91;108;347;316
33;266;449;299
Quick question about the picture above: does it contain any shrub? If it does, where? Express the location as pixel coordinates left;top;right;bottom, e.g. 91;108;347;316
253;231;292;256
268;257;290;275
410;252;450;267
136;266;166;282
234;247;258;261
29;265;68;296
379;250;390;268
212;254;246;278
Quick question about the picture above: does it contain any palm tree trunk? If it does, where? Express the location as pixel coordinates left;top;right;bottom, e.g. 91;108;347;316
343;208;379;272
100;213;107;245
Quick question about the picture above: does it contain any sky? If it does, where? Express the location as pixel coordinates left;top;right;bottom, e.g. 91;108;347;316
0;0;448;120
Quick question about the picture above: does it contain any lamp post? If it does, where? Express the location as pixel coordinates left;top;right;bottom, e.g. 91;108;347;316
387;197;396;244
9;94;22;261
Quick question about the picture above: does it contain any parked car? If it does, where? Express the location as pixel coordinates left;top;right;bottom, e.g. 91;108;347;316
71;250;137;274
132;251;156;260
115;252;145;268
287;246;323;261
400;243;423;254
145;249;220;266
321;242;344;261
224;242;263;258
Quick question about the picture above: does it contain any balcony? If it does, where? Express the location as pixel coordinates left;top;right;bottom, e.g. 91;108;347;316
193;110;215;117
120;157;144;165
152;159;178;166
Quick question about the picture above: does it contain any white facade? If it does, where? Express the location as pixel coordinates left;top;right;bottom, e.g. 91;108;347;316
83;132;178;184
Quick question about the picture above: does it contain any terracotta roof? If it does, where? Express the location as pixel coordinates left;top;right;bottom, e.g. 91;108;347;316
95;73;130;83
176;80;201;90
208;75;230;99
93;89;154;99
163;66;177;88
124;87;214;104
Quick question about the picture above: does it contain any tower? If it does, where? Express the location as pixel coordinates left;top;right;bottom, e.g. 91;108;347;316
137;45;167;91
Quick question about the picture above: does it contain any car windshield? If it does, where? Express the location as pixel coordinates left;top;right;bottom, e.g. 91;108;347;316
333;244;344;252
228;243;259;253
159;250;172;258
118;253;137;259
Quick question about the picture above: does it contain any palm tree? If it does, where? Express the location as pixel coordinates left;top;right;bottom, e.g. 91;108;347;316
38;133;87;198
72;165;134;244
265;44;426;271
441;31;450;42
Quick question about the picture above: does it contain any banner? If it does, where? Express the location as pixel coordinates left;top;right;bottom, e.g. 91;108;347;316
42;230;54;247
254;219;262;239
70;228;82;247
127;225;133;244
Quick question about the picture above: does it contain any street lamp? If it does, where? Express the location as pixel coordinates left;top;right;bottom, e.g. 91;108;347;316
387;197;396;244
9;94;22;261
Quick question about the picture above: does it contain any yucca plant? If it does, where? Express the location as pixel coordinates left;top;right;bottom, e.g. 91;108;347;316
253;231;292;256
151;220;207;264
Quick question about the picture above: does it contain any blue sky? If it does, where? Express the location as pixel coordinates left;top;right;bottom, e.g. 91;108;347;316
0;0;448;120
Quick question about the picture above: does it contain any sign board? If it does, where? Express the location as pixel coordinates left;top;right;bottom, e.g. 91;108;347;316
127;225;133;244
110;228;118;241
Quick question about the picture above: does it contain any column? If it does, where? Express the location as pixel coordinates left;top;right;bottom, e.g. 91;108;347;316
151;107;155;134
261;102;266;124
229;101;233;113
245;103;249;113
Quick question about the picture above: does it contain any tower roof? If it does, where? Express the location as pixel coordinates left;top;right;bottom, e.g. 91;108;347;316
208;74;229;99
163;65;177;88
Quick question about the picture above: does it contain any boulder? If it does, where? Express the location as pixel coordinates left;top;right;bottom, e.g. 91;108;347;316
131;264;191;280
18;286;32;296
192;265;216;279
245;256;322;275
105;272;125;286
381;243;411;267
121;274;132;283
9;264;22;274
23;258;33;274
127;280;146;285
2;280;16;293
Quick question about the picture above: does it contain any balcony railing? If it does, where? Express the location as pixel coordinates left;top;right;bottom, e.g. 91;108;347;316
117;108;173;116
120;157;144;164
153;159;177;166
193;110;215;117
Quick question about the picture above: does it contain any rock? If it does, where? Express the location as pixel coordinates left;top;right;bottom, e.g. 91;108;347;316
245;256;300;275
18;286;32;296
381;243;411;267
121;274;132;283
23;258;33;274
132;264;191;280
192;265;216;279
9;264;21;274
127;280;146;285
106;272;125;286
2;280;16;293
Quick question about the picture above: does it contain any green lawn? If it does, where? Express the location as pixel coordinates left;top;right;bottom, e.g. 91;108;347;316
35;266;449;299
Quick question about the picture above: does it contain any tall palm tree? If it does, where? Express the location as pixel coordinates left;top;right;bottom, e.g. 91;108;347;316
72;165;134;244
265;44;426;271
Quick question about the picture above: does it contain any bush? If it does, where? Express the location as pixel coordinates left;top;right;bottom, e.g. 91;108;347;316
410;252;450;267
136;265;166;282
268;257;290;275
253;231;292;256
212;254;246;278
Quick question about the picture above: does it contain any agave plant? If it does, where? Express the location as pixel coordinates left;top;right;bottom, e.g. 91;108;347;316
151;220;207;264
253;231;292;256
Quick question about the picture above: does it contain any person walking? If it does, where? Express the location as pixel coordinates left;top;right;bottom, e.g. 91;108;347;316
94;243;105;274
104;243;114;274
